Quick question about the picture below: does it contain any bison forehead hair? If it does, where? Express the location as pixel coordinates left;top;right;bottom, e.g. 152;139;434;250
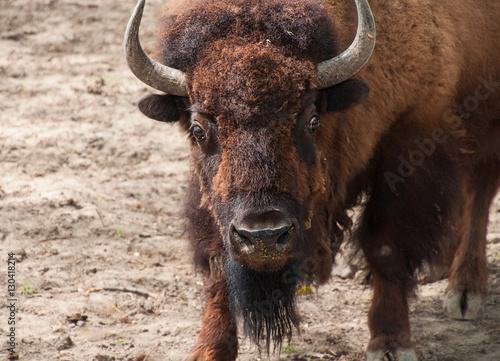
155;0;339;71
190;40;317;127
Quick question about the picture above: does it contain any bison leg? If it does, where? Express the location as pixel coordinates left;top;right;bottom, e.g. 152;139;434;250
187;275;238;361
364;270;417;361
355;153;452;360
357;228;418;360
444;160;500;319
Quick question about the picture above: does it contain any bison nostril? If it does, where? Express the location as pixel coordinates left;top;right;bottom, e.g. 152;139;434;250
231;226;254;249
231;222;294;250
277;225;294;247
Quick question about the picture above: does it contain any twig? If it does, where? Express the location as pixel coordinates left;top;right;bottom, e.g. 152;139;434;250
38;236;66;243
88;287;158;299
95;208;105;227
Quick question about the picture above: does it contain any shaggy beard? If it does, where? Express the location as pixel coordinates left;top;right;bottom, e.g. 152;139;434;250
225;257;301;352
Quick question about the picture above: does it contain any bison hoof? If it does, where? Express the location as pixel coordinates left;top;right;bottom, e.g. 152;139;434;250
443;290;485;320
367;348;417;361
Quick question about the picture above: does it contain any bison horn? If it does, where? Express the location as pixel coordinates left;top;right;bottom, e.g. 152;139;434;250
124;0;188;97
317;0;376;89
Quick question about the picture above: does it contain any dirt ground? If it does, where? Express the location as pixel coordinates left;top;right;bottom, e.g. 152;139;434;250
1;1;499;360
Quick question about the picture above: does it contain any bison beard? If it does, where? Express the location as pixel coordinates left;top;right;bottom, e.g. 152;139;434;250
225;257;301;352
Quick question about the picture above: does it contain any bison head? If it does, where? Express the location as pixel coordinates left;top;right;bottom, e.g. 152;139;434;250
125;0;374;348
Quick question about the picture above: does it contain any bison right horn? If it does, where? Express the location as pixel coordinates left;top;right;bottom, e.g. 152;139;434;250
124;0;188;97
317;0;376;89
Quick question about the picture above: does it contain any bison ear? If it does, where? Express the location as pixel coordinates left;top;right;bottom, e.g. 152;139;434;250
138;94;185;122
324;79;370;112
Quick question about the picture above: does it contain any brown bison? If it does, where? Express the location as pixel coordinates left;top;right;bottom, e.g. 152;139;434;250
124;0;500;359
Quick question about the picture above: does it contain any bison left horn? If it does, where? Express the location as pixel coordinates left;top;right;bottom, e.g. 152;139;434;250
317;0;376;89
124;0;188;97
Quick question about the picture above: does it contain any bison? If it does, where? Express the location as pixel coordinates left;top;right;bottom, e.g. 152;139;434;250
124;0;500;359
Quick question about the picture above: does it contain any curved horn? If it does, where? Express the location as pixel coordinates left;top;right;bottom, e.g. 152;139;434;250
124;0;188;96
317;0;376;89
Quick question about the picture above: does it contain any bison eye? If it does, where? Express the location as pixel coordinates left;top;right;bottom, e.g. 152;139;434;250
191;124;206;142
308;115;320;134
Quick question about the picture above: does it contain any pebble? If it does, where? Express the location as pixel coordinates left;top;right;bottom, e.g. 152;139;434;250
56;336;74;351
11;69;26;78
486;233;500;244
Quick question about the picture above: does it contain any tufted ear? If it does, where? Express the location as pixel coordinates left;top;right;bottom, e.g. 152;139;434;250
138;94;185;122
324;79;370;112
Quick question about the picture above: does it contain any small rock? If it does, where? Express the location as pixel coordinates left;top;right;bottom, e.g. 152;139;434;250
486;233;500;244
332;261;357;279
93;356;116;361
11;69;26;78
13;250;27;263
433;331;448;341
87;76;105;94
56;336;74;351
66;313;88;324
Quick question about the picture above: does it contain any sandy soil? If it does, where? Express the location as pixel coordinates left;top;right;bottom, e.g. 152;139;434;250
1;1;499;360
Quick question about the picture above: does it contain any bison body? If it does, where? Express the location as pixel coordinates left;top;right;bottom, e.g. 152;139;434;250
126;0;500;360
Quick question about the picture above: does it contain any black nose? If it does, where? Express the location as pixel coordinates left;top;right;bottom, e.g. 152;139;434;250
232;223;293;249
229;210;297;252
